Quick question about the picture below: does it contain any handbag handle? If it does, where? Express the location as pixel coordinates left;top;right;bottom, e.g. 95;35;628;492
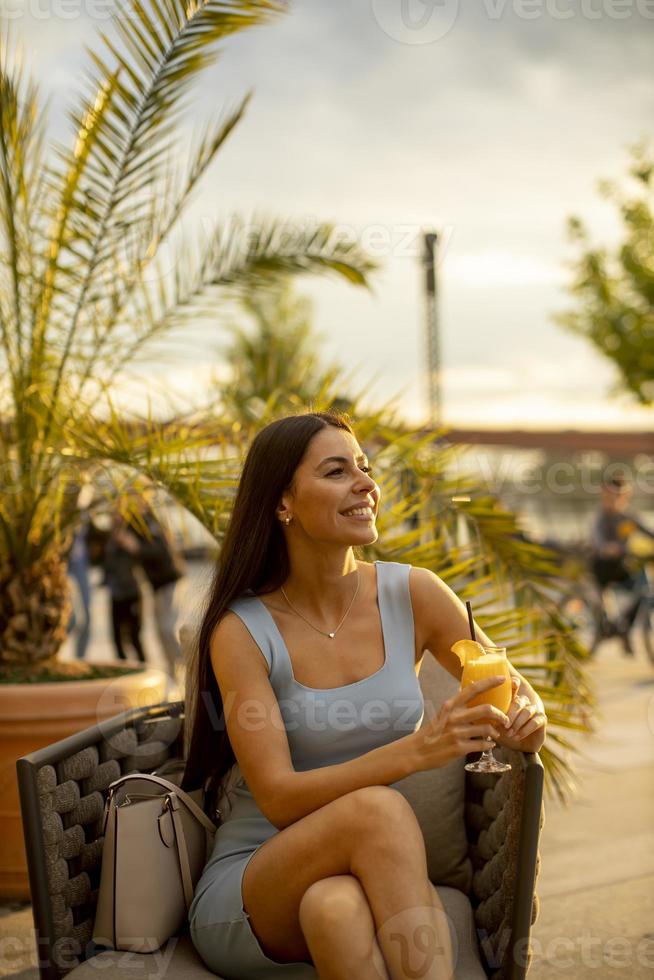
165;795;195;912
106;772;217;834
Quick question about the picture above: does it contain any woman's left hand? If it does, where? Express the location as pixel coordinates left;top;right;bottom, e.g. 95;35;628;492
504;677;547;742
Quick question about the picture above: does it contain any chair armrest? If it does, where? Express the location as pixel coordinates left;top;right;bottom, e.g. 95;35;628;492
16;701;184;980
464;748;544;979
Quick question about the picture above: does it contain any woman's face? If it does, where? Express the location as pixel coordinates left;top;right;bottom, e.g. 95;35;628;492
278;427;380;547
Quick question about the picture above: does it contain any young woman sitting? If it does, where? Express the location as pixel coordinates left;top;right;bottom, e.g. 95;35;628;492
182;411;546;980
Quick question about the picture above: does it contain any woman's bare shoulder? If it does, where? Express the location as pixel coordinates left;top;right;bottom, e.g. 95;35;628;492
408;566;473;677
210;610;270;676
408;565;447;610
211;608;249;639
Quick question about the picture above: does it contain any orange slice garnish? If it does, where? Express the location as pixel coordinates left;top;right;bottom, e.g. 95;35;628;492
450;639;486;667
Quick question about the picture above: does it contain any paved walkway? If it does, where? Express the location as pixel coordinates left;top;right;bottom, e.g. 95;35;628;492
1;637;652;978
530;640;654;979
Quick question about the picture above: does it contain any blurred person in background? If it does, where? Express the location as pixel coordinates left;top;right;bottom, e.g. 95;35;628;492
136;505;186;677
590;473;654;654
66;512;92;660
117;502;186;676
104;510;147;663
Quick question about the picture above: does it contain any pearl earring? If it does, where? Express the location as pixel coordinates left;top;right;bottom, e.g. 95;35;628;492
284;516;292;525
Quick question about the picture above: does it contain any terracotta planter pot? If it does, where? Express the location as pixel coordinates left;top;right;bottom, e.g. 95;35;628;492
0;666;167;899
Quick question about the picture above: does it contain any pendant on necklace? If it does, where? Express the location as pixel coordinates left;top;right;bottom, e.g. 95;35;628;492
328;632;335;639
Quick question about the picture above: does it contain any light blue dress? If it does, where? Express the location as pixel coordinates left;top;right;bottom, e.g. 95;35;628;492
189;561;425;978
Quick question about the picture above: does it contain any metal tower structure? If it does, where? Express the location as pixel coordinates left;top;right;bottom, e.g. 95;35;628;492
423;231;441;428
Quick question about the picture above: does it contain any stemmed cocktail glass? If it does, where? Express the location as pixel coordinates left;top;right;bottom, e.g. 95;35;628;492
460;645;512;774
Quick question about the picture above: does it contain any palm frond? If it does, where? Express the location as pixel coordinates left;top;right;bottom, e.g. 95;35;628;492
69;96;251;404
36;1;284;434
0;46;47;384
63;402;239;538
205;215;377;290
77;216;377;413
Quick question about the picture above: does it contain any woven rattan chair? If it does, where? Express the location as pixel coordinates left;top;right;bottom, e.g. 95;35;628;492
17;701;543;980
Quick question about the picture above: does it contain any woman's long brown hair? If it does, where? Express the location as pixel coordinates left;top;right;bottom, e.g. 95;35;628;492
181;411;353;817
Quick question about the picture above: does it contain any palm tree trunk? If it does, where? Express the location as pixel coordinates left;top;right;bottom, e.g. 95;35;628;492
0;553;71;674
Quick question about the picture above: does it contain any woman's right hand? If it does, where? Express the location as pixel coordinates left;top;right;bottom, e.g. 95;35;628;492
412;676;510;771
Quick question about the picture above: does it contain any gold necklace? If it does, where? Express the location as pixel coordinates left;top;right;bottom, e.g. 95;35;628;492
280;572;360;639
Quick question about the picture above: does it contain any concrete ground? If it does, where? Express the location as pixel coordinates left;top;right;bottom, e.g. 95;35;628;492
1;613;652;978
530;638;654;979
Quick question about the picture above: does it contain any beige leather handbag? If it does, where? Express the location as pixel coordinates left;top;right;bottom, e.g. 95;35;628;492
93;772;217;952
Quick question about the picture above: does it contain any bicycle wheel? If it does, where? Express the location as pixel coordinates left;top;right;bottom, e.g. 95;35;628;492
562;592;602;655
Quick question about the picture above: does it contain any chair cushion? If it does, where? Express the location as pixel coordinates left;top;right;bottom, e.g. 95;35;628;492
441;884;488;979
67;935;218;979
66;889;485;979
393;654;473;893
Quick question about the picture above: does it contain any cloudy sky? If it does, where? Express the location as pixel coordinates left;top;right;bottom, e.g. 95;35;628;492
10;0;654;428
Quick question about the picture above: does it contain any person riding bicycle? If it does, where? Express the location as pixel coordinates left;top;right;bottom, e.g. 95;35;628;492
591;473;654;654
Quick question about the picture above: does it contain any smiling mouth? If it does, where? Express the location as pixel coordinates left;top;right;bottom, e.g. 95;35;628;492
341;506;375;520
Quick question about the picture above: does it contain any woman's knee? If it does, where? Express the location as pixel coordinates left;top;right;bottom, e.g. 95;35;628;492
298;875;369;934
345;786;422;843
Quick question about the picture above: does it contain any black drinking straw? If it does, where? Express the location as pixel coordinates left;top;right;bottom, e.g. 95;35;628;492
465;600;477;641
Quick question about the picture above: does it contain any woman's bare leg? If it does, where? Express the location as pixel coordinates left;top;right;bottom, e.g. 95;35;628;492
239;786;454;978
350;830;454;979
298;875;389;980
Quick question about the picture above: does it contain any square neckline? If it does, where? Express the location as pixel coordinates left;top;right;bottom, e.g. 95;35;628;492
253;560;389;692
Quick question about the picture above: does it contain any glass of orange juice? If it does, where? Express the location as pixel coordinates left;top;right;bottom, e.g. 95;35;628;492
460;645;512;773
